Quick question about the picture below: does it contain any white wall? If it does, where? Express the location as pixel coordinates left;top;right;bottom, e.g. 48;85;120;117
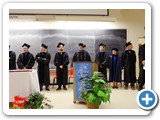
109;9;145;77
9;9;145;78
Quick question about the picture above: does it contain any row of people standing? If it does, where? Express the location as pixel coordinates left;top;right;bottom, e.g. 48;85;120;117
95;43;133;89
95;42;145;91
71;42;144;91
9;43;69;91
9;41;145;91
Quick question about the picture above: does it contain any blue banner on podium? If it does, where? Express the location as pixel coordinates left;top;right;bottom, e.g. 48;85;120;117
74;62;92;101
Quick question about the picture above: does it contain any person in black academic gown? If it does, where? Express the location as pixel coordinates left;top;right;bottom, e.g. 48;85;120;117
122;42;136;90
108;48;122;89
54;42;69;90
9;45;16;70
138;44;145;91
95;43;108;79
72;43;91;63
35;44;51;91
17;43;35;69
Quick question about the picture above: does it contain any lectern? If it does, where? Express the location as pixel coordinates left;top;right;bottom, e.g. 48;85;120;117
73;62;98;103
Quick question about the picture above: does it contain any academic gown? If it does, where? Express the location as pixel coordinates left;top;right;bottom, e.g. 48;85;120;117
72;50;91;62
17;52;35;69
54;52;69;86
9;51;16;70
138;44;145;87
35;52;51;88
108;55;122;82
122;50;136;85
95;51;108;79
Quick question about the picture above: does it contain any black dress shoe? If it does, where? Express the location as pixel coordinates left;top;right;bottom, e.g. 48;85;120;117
56;87;61;90
115;86;118;89
138;86;143;91
46;88;50;91
125;86;128;89
131;86;135;90
112;86;115;89
63;87;67;90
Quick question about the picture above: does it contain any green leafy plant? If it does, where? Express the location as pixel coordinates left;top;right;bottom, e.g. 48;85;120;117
24;92;53;109
80;72;111;108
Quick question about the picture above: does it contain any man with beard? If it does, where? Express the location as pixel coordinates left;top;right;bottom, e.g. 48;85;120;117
54;42;69;90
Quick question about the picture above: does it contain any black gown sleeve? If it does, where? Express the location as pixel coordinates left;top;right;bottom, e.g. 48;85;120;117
107;56;110;68
17;54;24;69
35;53;43;64
139;46;145;63
72;52;78;62
118;56;123;69
121;52;126;68
101;53;108;67
132;51;136;63
42;53;51;64
86;51;91;61
71;52;78;67
9;52;16;69
54;53;60;67
95;53;102;67
26;54;35;69
63;53;69;67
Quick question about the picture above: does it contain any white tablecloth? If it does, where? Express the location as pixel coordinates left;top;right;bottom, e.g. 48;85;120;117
9;70;40;102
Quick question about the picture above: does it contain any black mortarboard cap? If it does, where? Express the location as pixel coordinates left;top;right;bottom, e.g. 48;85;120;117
57;42;65;48
111;48;119;52
41;44;48;49
125;41;132;47
22;43;30;48
79;43;86;48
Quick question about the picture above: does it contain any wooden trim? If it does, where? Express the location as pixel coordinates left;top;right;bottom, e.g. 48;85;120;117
73;63;76;103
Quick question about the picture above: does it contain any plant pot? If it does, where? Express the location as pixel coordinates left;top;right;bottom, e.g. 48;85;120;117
87;102;99;109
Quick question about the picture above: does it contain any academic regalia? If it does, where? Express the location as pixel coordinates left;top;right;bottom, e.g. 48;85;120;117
17;43;35;69
54;52;69;87
72;43;91;62
72;50;91;62
138;44;145;88
9;51;16;70
108;54;122;82
95;51;108;79
17;52;35;69
35;51;51;89
122;50;136;86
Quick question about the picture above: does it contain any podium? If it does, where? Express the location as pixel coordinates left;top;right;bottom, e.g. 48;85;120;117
73;62;98;103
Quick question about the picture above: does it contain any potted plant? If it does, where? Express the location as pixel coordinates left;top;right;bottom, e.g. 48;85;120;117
24;92;53;109
80;72;111;109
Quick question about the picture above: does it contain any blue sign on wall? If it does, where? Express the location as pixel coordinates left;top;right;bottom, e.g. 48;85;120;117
75;62;92;100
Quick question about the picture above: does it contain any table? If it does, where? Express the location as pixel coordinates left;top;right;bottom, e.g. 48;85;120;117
9;70;40;102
